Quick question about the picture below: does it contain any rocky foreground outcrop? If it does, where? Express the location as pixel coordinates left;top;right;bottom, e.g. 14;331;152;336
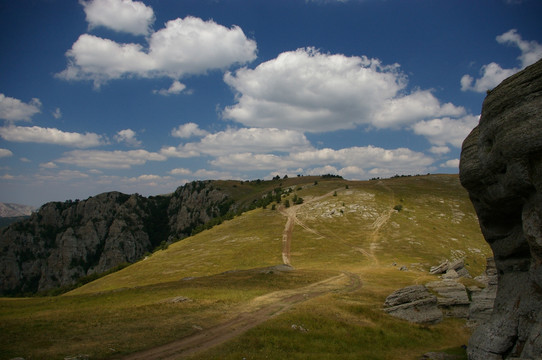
0;181;235;295
460;59;542;359
384;258;497;327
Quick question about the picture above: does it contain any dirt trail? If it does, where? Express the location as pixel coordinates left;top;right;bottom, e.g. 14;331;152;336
362;181;396;266
121;188;361;360
279;189;341;266
121;272;361;360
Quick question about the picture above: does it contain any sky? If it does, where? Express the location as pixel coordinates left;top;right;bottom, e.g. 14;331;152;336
0;0;541;207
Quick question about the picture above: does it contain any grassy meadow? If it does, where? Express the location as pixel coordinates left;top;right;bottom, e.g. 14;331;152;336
0;175;491;359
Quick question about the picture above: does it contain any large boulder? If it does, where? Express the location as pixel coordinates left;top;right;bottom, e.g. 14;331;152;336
460;59;542;359
383;285;443;324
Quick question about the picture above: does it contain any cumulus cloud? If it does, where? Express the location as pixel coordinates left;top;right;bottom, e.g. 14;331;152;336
81;0;155;36
57;149;166;168
210;145;434;177
40;161;58;169
165;127;313;159
0;125;105;148
114;128;141;147
0;148;13;158
171;122;209;138
411;115;479;148
52;108;62;119
58;16;257;87
223;48;464;132
169;167;192;175
429;146;451;155
461;29;542;92
153;80;187;96
441;159;460;168
0;94;41;122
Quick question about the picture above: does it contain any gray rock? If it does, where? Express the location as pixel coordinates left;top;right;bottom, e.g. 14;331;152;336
460;59;542;359
430;260;449;275
0;181;237;295
426;280;470;318
383;285;443;324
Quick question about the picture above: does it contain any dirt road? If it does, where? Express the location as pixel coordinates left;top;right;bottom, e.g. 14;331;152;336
121;272;361;360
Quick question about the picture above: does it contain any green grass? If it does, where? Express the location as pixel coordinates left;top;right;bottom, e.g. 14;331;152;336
0;175;490;360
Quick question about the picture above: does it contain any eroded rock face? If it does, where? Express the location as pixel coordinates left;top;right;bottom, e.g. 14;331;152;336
0;181;235;295
460;59;542;359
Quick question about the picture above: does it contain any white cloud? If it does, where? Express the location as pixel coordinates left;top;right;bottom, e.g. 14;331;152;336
52;108;62;119
81;0;155;36
0;94;41;122
0;125;105;148
170;167;192;175
0;148;13;158
411;115;479;148
187;127;312;156
497;29;542;68
40;161;58;169
210;145;434;177
58;169;90;179
461;30;542;92
429;146;450;155
164;127;312;158
58;16;257;87
114;128;141;147
1;174;15;180
192;169;234;180
441;159;460;168
223;48;464;132
171;122;209;138
57;149;166;169
153;80;187;96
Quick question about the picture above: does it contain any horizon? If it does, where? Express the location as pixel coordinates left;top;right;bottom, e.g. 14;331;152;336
1;0;541;207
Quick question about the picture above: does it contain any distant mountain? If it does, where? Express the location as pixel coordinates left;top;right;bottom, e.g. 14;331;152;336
0;178;299;295
0;202;35;217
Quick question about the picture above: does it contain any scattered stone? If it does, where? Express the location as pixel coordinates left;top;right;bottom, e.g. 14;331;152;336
399;266;408;271
383;285;443;324
442;269;459;279
429;260;449;275
291;324;308;332
168;296;192;303
192;325;203;331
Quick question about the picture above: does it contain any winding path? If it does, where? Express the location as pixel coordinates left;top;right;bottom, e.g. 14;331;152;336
121;188;361;360
121;272;360;360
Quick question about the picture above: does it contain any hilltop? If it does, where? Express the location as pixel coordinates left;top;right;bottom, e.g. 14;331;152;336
0;174;492;359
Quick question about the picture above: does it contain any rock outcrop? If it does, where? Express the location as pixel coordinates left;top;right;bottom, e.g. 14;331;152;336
384;257;497;326
383;285;443;324
0;181;236;295
460;59;542;359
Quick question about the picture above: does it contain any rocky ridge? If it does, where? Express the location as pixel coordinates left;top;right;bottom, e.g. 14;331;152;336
0;181;236;295
460;59;542;359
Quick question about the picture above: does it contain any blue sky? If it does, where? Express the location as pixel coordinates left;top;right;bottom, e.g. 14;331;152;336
0;0;541;207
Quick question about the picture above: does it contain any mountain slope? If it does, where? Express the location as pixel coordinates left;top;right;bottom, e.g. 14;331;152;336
0;175;492;360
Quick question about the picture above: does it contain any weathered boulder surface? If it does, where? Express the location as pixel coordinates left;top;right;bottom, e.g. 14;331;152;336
383;285;443;324
460;59;542;359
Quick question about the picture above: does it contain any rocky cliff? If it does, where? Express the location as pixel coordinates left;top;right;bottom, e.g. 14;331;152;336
0;181;235;295
460;59;542;359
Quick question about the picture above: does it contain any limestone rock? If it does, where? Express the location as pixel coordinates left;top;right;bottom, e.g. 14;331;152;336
0;181;236;295
460;59;542;359
383;285;443;324
426;280;470;318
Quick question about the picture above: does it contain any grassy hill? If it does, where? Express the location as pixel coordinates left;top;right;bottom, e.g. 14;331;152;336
0;174;491;360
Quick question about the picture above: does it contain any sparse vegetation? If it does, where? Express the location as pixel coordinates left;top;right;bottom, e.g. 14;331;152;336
0;175;489;359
